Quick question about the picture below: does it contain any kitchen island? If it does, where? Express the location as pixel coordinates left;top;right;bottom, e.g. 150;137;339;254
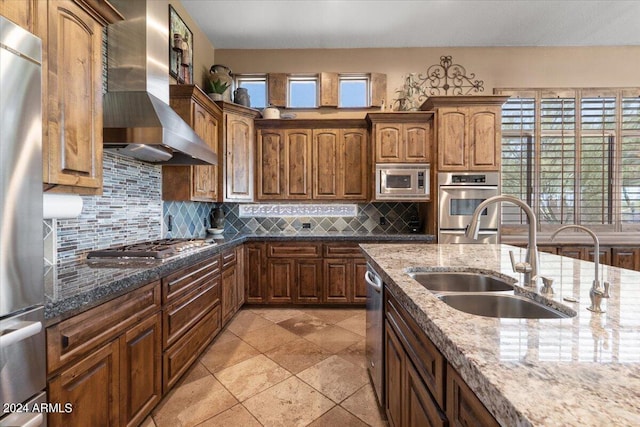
360;243;640;427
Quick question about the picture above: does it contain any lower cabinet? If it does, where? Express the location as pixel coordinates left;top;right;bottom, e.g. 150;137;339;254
612;248;640;271
385;289;498;427
47;282;162;427
221;247;241;324
523;244;640;272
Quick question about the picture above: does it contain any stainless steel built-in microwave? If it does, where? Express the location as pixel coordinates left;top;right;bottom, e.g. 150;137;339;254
375;164;430;200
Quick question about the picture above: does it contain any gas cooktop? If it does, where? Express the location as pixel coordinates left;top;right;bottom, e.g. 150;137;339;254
86;238;215;260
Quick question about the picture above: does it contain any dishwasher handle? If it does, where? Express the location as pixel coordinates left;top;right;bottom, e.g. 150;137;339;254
365;269;382;293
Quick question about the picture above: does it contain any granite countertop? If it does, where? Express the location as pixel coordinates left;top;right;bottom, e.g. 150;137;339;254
45;231;434;325
359;243;640;426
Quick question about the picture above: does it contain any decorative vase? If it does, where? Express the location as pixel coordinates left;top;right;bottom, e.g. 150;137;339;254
209;64;233;102
233;87;250;107
208;93;223;101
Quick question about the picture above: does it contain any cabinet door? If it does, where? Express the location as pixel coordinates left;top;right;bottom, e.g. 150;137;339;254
257;129;286;199
245;243;267;303
375;124;403;162
323;259;350;303
285;129;312;199
120;313;162;427
352;259;368;304
225;113;254;201
192;102;218;200
314;129;340;198
341;129;368;200
404;123;432;163
385;321;405;427
221;265;237;324
405;360;447;427
48;340;120;427
557;246;586;261
236;245;245;309
45;0;103;191
612;248;640;271
437;108;467;171
267;259;294;303
468;107;501;171
0;0;38;31
295;259;322;304
447;364;499;427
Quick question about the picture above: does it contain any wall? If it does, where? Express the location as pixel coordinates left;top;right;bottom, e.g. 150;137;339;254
215;46;640;117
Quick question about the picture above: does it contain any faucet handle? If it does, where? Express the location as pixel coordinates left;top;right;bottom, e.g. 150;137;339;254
603;282;610;298
509;250;532;274
540;276;554;295
509;251;517;272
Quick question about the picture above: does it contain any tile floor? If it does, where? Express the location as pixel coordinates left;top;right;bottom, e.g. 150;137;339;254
142;307;387;427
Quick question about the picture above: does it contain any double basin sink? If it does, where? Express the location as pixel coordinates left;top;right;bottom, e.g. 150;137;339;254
406;271;573;319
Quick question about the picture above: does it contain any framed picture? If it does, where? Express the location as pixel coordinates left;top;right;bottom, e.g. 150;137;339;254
169;5;193;84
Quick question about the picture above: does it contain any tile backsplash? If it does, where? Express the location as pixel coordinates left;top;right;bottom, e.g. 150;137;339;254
48;151;422;264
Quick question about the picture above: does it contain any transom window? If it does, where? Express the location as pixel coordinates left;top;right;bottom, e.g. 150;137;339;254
235;75;267;109
497;88;640;233
339;74;369;108
288;75;318;108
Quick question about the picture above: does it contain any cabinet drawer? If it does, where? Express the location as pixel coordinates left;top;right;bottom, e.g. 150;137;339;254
447;364;499;427
385;291;445;408
47;281;161;374
163;278;220;348
162;255;221;303
267;242;321;258
163;305;221;391
323;243;364;258
221;248;237;269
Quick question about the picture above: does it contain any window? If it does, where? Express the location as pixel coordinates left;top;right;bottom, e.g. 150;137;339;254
498;88;640;232
235;75;267;109
288;75;318;108
339;74;369;107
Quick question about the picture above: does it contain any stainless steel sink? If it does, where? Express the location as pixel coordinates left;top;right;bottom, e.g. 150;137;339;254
438;293;573;319
407;271;514;293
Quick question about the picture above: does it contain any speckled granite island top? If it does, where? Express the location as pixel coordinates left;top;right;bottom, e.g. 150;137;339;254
45;232;434;324
360;243;640;427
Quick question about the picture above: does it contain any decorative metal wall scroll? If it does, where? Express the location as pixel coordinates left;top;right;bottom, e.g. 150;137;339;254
393;55;485;111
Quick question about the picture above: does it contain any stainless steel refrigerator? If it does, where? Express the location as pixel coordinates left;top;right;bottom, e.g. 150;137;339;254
0;16;47;426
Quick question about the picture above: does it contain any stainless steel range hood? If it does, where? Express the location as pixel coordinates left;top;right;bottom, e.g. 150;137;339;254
103;0;217;165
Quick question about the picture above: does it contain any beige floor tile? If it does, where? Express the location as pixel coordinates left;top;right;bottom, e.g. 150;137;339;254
304;324;364;353
341;383;387;427
243;376;335;427
335;313;366;337
241;323;299;353
264;337;331;374
196;404;261;427
140;415;156;427
152;364;237;427
307;406;368;427
215;354;291;401
250;307;305;323
211;329;238;345
200;337;260;373
277;314;330;337
226;310;274;336
303;308;362;325
336;339;367;370
297;355;369;403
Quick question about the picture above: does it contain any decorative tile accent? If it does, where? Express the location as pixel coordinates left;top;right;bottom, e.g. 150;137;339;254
239;204;358;217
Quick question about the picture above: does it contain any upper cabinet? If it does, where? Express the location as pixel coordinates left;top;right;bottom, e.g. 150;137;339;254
255;119;369;202
0;0;41;32
366;113;434;164
43;0;122;194
218;102;260;202
421;96;510;172
164;85;222;202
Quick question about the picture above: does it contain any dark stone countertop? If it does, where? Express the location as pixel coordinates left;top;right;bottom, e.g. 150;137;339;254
45;231;434;325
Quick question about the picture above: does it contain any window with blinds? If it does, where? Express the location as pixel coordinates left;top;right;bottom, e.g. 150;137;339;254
497;88;640;232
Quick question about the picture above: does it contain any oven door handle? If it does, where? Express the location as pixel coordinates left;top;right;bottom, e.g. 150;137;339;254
439;185;499;191
365;270;382;293
440;230;498;235
0;320;43;350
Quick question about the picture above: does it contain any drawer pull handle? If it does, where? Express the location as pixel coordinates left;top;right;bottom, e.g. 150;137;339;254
62;335;70;348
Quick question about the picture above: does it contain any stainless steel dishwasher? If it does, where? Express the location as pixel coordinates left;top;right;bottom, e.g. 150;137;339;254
365;264;384;408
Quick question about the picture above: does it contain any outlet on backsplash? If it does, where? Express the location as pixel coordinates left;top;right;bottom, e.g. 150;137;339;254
302;222;311;229
379;216;387;226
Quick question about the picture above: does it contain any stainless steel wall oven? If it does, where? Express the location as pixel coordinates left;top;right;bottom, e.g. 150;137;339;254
438;172;500;243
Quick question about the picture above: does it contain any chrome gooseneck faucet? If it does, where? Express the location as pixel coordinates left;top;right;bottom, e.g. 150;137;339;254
551;225;610;313
465;195;540;287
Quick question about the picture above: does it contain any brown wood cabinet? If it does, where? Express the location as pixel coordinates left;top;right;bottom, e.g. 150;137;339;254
367;113;433;164
323;243;368;304
421;96;509;172
219;102;260;202
47;281;161;427
256;128;312;200
0;0;41;32
313;128;368;200
43;0;122;194
266;243;323;304
164;85;222;201
221;248;239;324
256;120;369;201
385;289;498;427
245;242;267;303
612;248;640;271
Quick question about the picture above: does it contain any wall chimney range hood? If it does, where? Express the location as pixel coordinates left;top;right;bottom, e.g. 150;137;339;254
103;0;217;165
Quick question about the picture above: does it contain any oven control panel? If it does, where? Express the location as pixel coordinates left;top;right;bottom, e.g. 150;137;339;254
451;174;487;184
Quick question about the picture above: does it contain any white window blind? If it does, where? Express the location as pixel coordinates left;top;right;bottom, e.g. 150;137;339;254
621;97;640;224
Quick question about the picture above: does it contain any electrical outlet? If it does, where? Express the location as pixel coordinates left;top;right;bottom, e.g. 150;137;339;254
379;216;387;226
302;222;311;229
167;215;173;232
204;217;207;227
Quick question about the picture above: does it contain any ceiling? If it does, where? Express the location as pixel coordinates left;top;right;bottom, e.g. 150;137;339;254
181;0;640;50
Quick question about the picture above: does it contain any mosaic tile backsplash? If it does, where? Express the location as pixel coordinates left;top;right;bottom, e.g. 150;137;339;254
48;151;421;264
